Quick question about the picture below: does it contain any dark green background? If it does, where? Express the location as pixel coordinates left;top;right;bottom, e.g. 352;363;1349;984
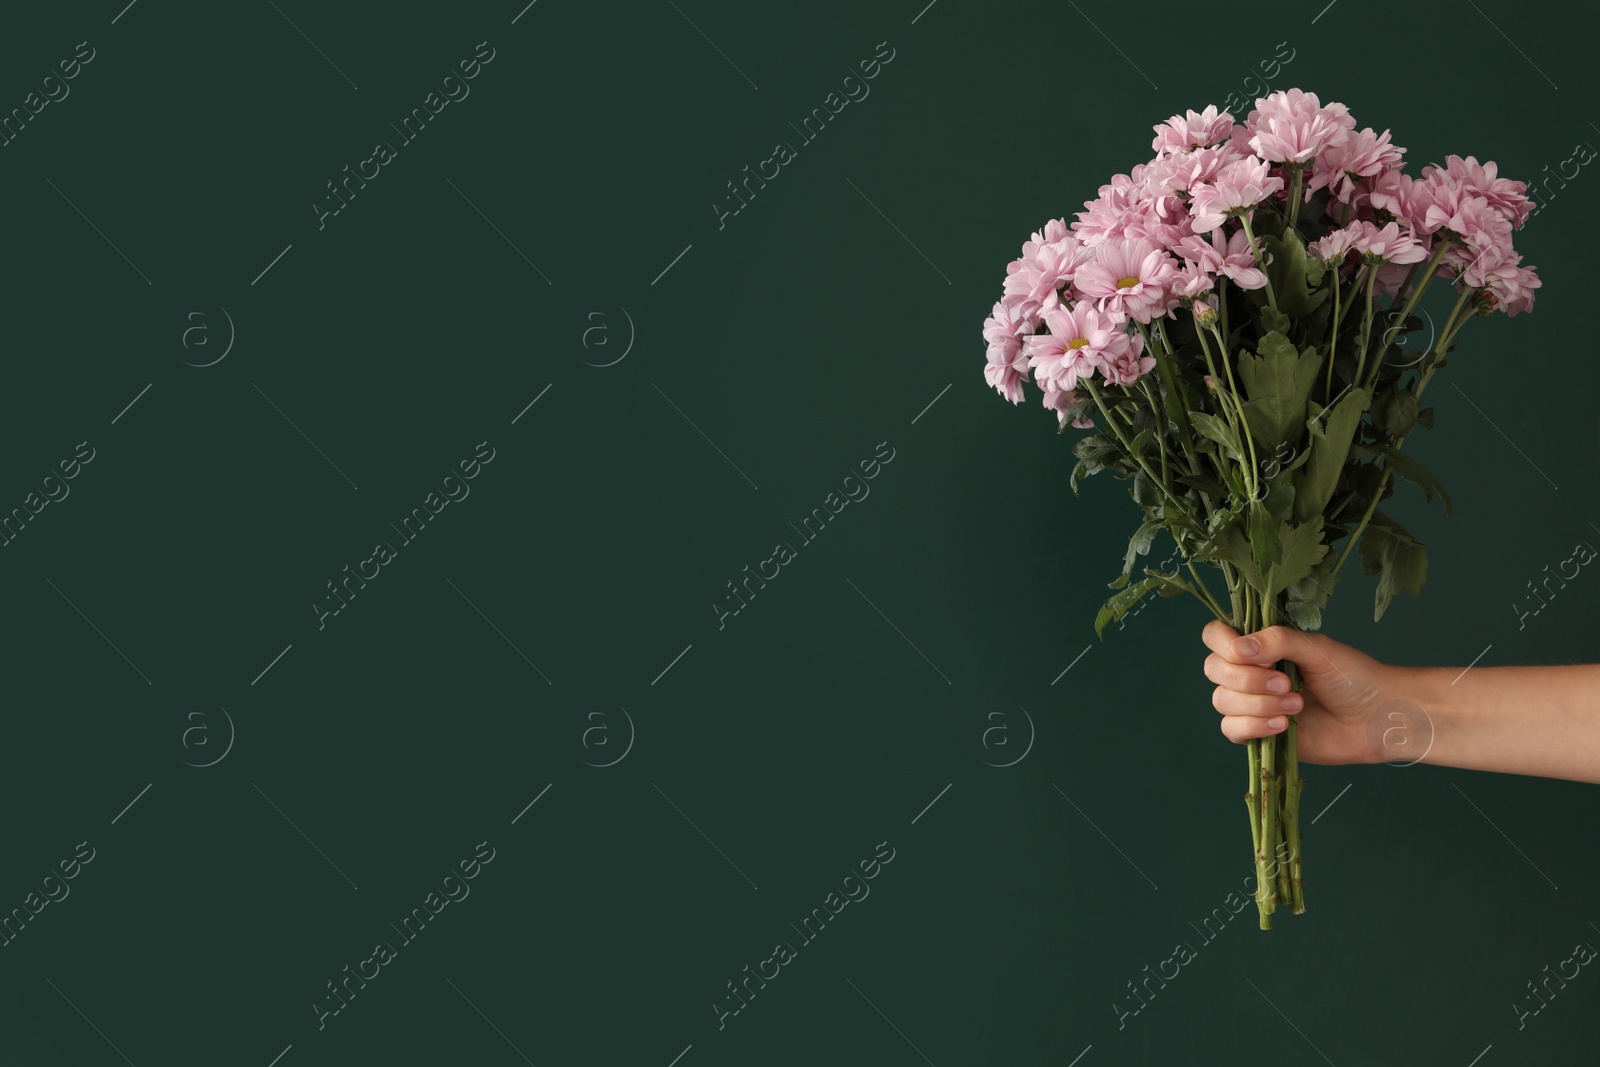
0;1;1594;1064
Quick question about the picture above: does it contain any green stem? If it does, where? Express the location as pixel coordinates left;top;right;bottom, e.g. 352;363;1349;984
1137;375;1171;489
1239;211;1278;312
1376;241;1453;357
1185;558;1231;622
1284;659;1306;914
1386;259;1423;309
1324;262;1343;399
1330;302;1477;581
1262;590;1305;914
1208;325;1262;494
1352;266;1378;388
1428;284;1476;366
1247;735;1266;925
1257;590;1280;917
1286;166;1305;230
1149;322;1200;469
1082;379;1191;522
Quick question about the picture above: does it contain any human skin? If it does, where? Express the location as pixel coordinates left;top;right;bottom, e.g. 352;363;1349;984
1200;620;1600;784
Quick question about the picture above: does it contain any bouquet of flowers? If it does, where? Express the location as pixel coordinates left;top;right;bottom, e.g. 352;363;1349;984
982;89;1538;929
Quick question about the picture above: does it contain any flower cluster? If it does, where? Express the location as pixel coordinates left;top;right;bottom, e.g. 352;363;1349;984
982;90;1541;425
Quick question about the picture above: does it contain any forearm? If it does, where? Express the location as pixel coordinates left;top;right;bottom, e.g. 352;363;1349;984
1388;663;1600;783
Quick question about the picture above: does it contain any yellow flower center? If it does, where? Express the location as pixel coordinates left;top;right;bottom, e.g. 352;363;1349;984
1067;337;1090;350
1116;276;1141;289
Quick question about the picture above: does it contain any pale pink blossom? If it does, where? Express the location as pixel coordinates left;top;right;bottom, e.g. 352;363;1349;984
1002;236;1096;321
1484;260;1541;316
1350;220;1428;264
1120;193;1195;248
1313;127;1405;202
1440;195;1513;250
1405;173;1489;236
1171;262;1215;301
1073;237;1181;322
1026;304;1134;392
1144;146;1241;197
1152;105;1236;156
1189;158;1284;232
1175;228;1268;290
1245;88;1355;164
1362;168;1412;220
982;300;1031;403
1421;155;1535;227
1099;331;1156;386
1307;225;1362;263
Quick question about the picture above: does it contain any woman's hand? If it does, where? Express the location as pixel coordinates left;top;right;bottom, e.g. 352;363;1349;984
1200;620;1394;765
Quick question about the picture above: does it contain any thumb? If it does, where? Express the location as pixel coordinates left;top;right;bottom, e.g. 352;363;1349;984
1230;624;1340;683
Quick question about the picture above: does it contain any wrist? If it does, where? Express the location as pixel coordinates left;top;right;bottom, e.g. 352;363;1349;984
1362;663;1451;767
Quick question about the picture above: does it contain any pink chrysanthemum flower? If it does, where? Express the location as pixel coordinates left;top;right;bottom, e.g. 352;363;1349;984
1026;304;1134;392
1145;146;1240;198
1073;237;1181;322
1170;262;1215;301
1120;193;1195;249
982;300;1030;404
1189;158;1285;232
1421;155;1535;228
1362;168;1412;221
1436;194;1514;251
1349;220;1428;265
1308;225;1363;263
1099;331;1156;386
1245;88;1355;165
1151;105;1236;156
1312;127;1405;202
1175;228;1268;291
1002;236;1096;321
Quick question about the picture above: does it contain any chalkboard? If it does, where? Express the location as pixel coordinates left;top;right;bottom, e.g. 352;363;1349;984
0;1;1595;1064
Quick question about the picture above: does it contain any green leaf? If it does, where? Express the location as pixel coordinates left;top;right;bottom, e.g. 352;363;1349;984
1357;512;1428;621
1190;410;1244;461
1193;517;1262;591
1115;520;1162;586
1237;331;1323;450
1131;469;1163;507
1142;567;1198;599
1304;255;1327;288
1293;386;1371;524
1249;497;1279;574
1177;470;1228;499
1259;306;1292;336
1095;576;1162;639
1263;480;1296;522
1194;513;1328;600
1281;442;1313;474
1259;230;1331;318
1285;555;1339;631
1265;516;1330;599
1373;386;1419;439
1373;444;1453;517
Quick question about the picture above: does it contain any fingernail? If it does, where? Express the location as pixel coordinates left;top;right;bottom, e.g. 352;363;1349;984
1234;636;1261;657
1266;676;1289;694
1267;716;1287;729
1280;695;1301;712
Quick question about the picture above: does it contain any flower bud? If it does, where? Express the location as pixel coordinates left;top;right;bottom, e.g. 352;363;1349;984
1193;300;1218;328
